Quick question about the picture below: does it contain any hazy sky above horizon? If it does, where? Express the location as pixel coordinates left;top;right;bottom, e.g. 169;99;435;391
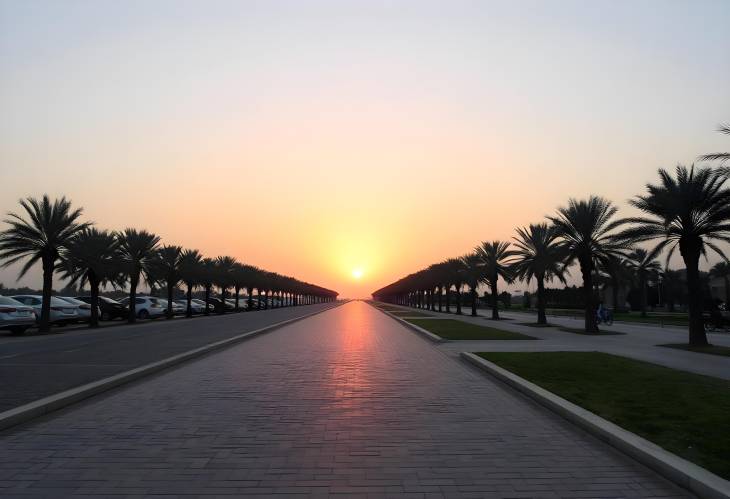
1;0;729;298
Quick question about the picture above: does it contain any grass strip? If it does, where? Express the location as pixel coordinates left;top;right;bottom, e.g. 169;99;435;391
477;351;730;480
659;343;730;358
407;318;535;340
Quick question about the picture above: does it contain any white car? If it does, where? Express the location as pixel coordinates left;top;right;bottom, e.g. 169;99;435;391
191;298;215;313
11;295;79;325
158;299;185;316
119;296;165;319
57;296;95;322
174;299;204;314
0;296;36;334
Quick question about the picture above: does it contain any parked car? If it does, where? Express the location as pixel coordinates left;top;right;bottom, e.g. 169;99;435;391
158;299;185;316
174;299;204;314
191;298;216;313
11;295;80;325
0;296;36;334
56;296;94;323
208;297;235;313
75;296;128;321
118;296;165;320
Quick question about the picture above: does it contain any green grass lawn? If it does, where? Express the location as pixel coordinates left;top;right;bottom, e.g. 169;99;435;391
558;327;626;336
536;308;690;326
477;351;730;480
659;343;730;357
407;319;536;340
389;310;434;317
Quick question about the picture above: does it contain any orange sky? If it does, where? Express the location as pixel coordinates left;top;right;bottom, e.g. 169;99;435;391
1;1;729;298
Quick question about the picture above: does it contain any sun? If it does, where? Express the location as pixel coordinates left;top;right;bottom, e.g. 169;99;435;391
352;268;364;279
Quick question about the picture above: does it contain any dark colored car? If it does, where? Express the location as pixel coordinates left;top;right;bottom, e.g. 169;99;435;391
75;296;128;321
207;297;235;313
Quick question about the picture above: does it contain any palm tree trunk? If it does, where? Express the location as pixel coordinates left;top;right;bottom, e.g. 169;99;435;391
445;287;451;313
580;258;598;333
257;289;262;310
166;282;174;319
612;279;619;313
537;277;547;325
680;240;708;346
491;277;499;320
89;272;100;328
725;277;730;307
128;272;138;323
186;282;193;318
470;285;477;316
219;287;227;315
247;287;254;311
235;286;240;312
204;285;211;316
438;286;443;312
39;255;54;332
456;286;462;315
640;278;648;318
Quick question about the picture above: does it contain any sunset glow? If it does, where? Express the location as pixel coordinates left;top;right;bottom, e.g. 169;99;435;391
1;1;728;299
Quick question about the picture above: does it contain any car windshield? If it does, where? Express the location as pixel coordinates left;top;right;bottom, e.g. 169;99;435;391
57;297;84;305
49;297;74;306
0;296;23;306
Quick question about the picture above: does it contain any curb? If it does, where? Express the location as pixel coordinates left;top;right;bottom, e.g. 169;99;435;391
367;303;445;343
0;303;344;432
460;352;730;499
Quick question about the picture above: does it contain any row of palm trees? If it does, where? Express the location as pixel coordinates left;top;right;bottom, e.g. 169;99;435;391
373;163;730;346
0;197;338;332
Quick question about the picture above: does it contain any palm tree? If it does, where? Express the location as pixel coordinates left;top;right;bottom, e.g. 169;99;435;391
199;257;216;315
474;241;516;320
709;261;730;306
460;253;484;316
511;223;567;325
178;249;203;318
698;123;730;164
0;195;89;332
214;256;237;314
116;229;160;323
618;165;730;345
443;258;465;314
59;228;121;327
549;196;626;333
625;247;662;317
602;255;632;313
152;245;183;319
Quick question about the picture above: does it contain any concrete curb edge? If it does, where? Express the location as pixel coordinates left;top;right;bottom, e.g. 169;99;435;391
460;351;730;499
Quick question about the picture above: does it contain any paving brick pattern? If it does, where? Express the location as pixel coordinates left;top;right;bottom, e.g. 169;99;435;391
0;301;691;498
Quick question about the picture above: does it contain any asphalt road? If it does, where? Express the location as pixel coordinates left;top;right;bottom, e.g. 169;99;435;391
0;302;340;413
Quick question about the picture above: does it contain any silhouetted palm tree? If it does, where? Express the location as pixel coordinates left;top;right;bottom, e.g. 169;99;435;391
178;249;203;318
511;224;567;325
0;195;89;332
117;229;160;323
618;165;730;345
214;256;237;314
444;257;466;314
549;196;626;333
698;123;730;164
626;247;662;317
474;241;516;320
460;253;484;316
709;261;730;306
152;245;183;319
199;257;216;315
601;255;632;313
60;228;121;327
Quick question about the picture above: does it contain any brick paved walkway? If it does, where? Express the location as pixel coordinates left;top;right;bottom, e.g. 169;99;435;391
0;301;690;498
